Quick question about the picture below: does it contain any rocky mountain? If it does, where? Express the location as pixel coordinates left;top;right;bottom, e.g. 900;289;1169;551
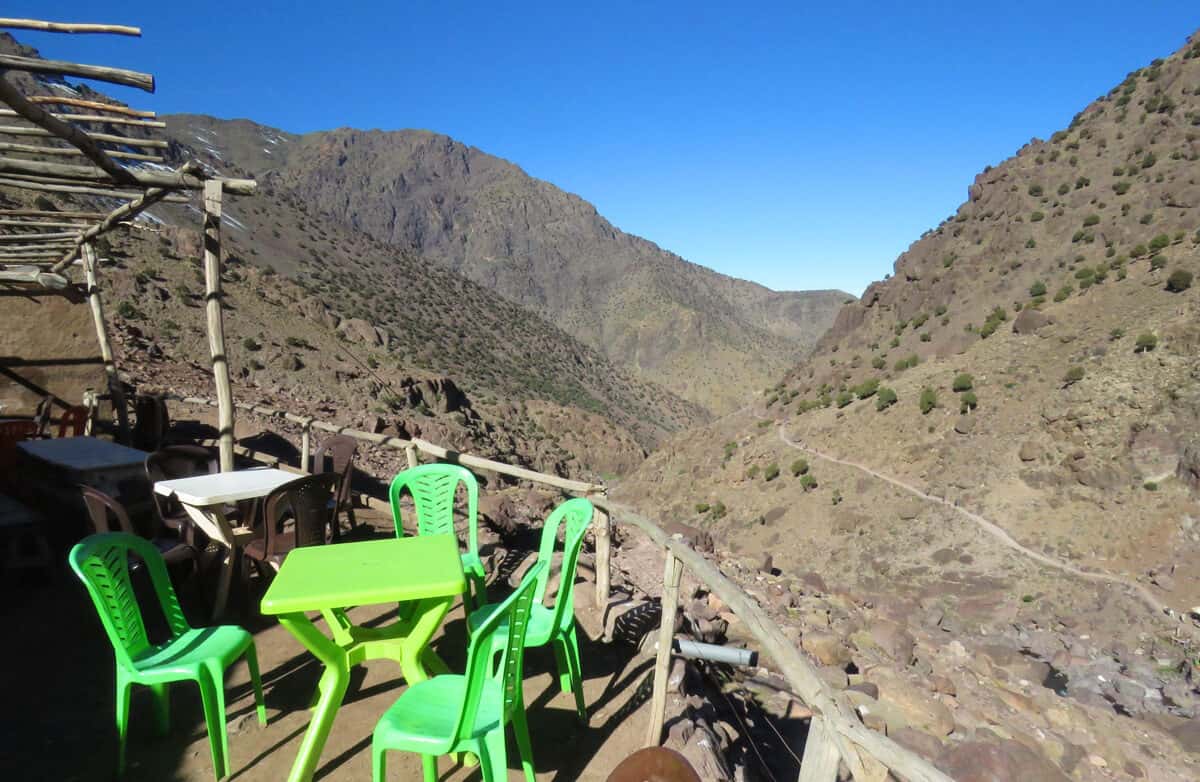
160;115;850;413
616;28;1200;779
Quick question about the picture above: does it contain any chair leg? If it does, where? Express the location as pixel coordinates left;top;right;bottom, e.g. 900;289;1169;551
566;624;587;722
421;754;438;782
478;729;508;782
511;699;536;782
197;664;229;780
346;503;357;530
115;673;133;776
150;682;171;736
244;642;268;726
371;744;386;782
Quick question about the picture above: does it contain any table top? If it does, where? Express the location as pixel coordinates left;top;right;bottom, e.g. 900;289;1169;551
154;467;299;507
261;536;465;615
17;436;147;472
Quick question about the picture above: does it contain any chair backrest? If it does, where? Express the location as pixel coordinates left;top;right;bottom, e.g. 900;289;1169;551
313;435;356;506
455;560;545;742
388;463;479;556
131;394;170;451
533;498;595;634
261;473;339;558
33;395;54;436
145;445;217;518
79;485;137;535
0;420;39;472
57;405;89;438
67;532;190;670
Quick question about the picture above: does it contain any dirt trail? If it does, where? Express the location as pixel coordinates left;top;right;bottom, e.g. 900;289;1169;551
775;424;1196;640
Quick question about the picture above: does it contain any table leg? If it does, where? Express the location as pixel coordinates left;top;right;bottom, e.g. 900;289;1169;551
182;504;237;621
277;612;351;782
399;595;454;685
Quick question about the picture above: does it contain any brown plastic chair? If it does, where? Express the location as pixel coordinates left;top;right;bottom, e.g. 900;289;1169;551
0;420;39;475
131;394;170;451
243;473;339;573
145;445;219;543
57;405;89;437
79;485;198;572
607;748;701;782
312;435;358;537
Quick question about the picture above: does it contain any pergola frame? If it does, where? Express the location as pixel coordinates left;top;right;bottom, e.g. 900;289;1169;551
0;17;256;470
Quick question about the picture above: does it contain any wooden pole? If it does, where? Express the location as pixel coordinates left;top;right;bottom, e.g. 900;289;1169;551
0;54;154;91
593;507;611;610
0;109;166;128
300;419;312;473
80;242;129;441
28;96;156;117
645;550;682;748
405;443;419;469
202;180;234;472
798;717;842;782
0;140;163;162
0;18;141;35
0;125;170;148
0;155;256;193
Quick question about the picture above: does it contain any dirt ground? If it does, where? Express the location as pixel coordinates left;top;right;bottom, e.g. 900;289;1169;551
1;508;655;781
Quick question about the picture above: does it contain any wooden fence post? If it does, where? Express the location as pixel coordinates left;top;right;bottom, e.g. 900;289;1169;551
593;506;611;610
405;443;418;469
80;242;129;441
202;179;234;472
646;549;682;747
798;716;842;782
300;418;312;472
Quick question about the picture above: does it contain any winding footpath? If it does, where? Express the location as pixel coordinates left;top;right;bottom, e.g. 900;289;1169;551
775;423;1196;640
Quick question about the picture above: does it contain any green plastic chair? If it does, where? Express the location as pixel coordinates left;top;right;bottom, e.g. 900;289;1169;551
372;560;546;782
68;532;267;780
388;463;486;610
467;497;594;722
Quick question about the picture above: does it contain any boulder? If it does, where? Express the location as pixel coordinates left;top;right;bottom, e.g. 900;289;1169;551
872;675;954;735
938;740;1070;781
1019;441;1041;462
337;317;385;347
801;631;852;667
664;521;713;553
954;416;975;435
1012;308;1053;335
868;620;916;665
1178;438;1200;494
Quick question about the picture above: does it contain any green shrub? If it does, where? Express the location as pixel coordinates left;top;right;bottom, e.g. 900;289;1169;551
919;388;937;414
799;474;817;491
694;502;710;514
1082;214;1100;227
1149;234;1171;253
1029;281;1047;297
1074;267;1095;280
952;373;974;392
1150;255;1167;271
1058;182;1070;196
959;391;978;413
1109;327;1125;340
790;459;809;476
1025;238;1037;249
854;378;880;399
242;337;261;351
763;463;780;481
872;356;886;370
835;391;853;408
1028;183;1044;196
711;501;726;519
1030;210;1045;222
1166;269;1193;292
746;465;760;479
1075;176;1090;189
1063;366;1085;385
1135;333;1158;352
1054;285;1073;302
875;387;898;411
116;301;143;319
1143;481;1158;491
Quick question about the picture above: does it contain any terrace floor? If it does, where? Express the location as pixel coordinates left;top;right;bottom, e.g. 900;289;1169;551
4;507;657;781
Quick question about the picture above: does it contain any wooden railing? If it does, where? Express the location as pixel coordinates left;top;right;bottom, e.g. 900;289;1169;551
166;394;952;782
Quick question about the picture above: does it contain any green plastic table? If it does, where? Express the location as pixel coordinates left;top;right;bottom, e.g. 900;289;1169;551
260;535;466;782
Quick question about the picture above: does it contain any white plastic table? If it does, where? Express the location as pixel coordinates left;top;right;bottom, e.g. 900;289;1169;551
154;467;299;619
17;436;146;471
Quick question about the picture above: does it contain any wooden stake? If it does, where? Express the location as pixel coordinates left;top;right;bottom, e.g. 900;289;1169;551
300;420;312;472
202;180;234;472
81;242;129;442
405;443;419;469
593;507;611;610
0;54;154;91
646;551;682;748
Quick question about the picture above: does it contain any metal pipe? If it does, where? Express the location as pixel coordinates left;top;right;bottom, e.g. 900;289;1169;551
672;638;757;667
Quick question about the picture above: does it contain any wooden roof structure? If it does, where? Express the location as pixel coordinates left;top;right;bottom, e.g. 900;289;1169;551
0;17;254;288
0;17;253;468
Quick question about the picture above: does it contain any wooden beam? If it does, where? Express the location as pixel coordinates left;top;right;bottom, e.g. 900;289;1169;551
0;269;68;288
49;175;189;272
0;208;105;219
81;242;129;441
0;242;77;253
28;96;155;118
0;218;98;229
0;125;170;149
203;180;235;472
0;18;141;36
646;551;682;747
798;717;842;782
0;76;138;185
0;109;166;128
0;155;256;194
0;231;79;241
0;175;185;201
0;54;154;92
593;508;611;610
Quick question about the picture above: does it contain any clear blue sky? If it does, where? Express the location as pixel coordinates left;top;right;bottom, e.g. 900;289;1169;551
9;2;1199;295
